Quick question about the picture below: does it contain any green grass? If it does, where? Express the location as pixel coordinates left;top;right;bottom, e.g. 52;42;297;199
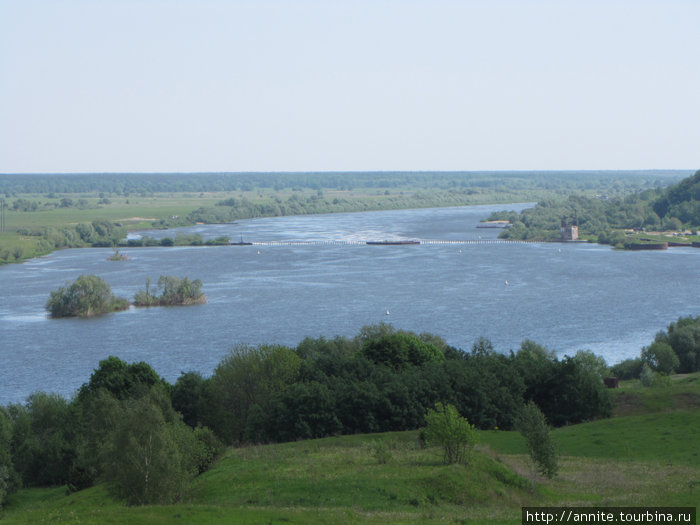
611;372;700;416
2;368;699;523
4;402;699;524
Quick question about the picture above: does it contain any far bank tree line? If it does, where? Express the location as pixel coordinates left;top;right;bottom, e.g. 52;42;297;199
45;275;205;318
2;316;694;506
491;169;700;245
2;170;681;263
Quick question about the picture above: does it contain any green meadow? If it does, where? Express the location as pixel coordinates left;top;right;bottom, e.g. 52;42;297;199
2;374;698;524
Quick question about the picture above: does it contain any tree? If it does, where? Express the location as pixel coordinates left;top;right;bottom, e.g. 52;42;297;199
516;401;557;492
423;403;476;465
657;316;700;373
641;342;679;375
0;408;20;507
610;357;643;380
515;342;611;426
45;275;128;318
8;393;76;488
101;396;190;505
172;371;210;428
209;344;301;444
68;389;121;491
361;332;445;371
262;381;342;442
513;340;558;393
133;276;205;306
77;356;167;402
571;350;609;379
639;363;655;386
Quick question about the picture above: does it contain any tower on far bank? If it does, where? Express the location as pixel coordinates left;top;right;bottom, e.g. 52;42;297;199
560;218;579;241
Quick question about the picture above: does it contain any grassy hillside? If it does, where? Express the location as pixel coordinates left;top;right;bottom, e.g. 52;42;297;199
2;374;698;524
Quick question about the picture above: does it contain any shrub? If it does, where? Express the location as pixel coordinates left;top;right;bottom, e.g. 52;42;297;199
370;439;392;465
640;363;654;387
641;342;679;375
516;401;558;491
45;275;128;318
423;403;476;465
133;276;205;307
361;332;445;371
611;357;643;380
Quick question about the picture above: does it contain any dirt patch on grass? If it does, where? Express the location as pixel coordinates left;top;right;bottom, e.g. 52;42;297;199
675;392;700;410
494;454;698;506
613;393;645;417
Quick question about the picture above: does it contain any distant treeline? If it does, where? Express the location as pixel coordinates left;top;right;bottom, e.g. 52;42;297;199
1;170;689;263
491;169;700;244
0;170;686;196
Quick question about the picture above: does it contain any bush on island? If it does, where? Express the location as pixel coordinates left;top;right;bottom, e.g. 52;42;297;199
46;275;128;318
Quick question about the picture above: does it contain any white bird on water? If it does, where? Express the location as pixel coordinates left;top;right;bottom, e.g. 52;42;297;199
386;309;390;315
505;280;509;286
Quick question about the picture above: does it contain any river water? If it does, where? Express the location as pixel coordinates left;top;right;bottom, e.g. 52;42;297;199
1;204;698;405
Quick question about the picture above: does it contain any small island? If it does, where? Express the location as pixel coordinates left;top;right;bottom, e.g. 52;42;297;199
106;247;129;261
133;275;206;307
46;274;205;318
45;275;129;318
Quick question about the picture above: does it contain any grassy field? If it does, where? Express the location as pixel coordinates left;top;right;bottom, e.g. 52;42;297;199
2;374;698;524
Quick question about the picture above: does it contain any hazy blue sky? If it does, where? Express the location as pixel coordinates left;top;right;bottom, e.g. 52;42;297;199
1;0;698;173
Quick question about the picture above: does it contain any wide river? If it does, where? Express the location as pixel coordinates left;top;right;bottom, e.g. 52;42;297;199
1;204;698;405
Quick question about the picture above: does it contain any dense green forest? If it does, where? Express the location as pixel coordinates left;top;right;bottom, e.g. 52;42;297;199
2;316;697;508
0;170;685;195
491;169;700;245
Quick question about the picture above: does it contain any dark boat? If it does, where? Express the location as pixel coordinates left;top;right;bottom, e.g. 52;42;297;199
628;242;668;250
366;240;420;245
476;221;511;229
231;235;253;246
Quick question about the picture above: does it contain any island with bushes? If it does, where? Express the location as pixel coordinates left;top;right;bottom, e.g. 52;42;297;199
133;275;206;307
45;274;205;318
45;275;129;318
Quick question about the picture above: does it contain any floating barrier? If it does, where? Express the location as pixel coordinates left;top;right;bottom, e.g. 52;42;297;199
239;239;541;246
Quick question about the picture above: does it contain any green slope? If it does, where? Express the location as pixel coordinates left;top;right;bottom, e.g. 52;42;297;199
3;375;699;524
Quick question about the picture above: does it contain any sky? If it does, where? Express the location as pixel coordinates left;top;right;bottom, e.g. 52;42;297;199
1;0;698;173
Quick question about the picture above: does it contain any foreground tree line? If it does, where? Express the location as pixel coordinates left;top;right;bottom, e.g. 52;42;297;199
0;323;611;506
1;316;694;506
611;315;700;378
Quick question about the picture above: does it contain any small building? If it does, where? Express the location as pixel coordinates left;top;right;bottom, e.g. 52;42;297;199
560;219;579;241
604;377;619;389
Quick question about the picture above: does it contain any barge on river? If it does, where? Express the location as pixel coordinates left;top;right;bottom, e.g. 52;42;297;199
366;240;420;245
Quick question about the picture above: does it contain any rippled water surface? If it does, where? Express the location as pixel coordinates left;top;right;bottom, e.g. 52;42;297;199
1;204;698;404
